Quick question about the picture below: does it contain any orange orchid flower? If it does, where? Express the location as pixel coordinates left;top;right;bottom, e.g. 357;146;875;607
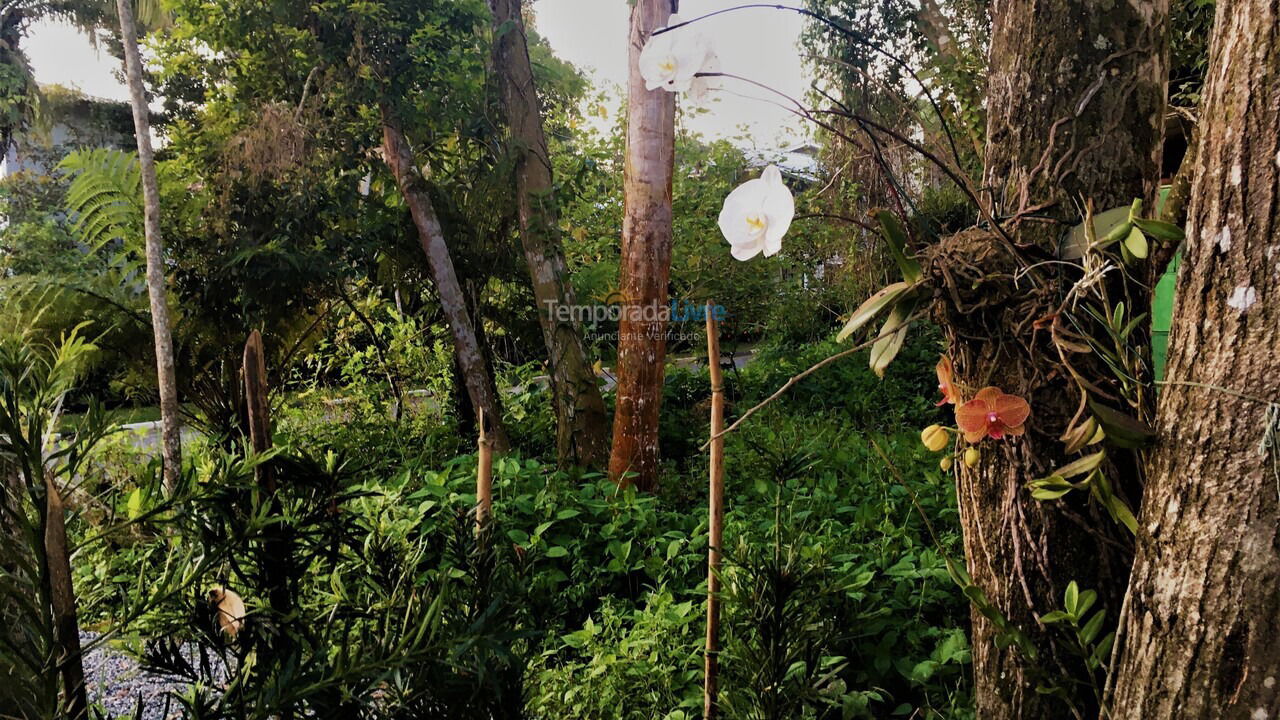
935;356;959;406
956;387;1031;442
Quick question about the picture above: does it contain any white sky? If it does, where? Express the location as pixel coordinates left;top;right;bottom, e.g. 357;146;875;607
24;1;811;146
533;0;810;146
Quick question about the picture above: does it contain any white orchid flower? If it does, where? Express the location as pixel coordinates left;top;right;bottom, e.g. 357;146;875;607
718;165;795;261
639;14;715;94
688;50;722;105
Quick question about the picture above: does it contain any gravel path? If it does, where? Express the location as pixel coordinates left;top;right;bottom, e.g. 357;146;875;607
81;632;226;720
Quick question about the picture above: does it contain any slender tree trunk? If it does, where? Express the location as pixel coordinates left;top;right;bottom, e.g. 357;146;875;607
116;0;182;491
608;0;677;491
44;481;86;720
488;0;610;469
933;1;1169;716
1110;2;1280;715
379;109;510;451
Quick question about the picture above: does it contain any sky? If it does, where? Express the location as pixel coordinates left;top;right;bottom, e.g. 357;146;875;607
22;1;811;147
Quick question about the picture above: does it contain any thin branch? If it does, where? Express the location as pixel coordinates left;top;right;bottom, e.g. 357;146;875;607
654;3;965;168
793;212;878;232
699;308;926;450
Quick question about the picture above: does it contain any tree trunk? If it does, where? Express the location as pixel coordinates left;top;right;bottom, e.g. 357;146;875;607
379;109;510;452
607;0;677;491
936;1;1169;716
1110;2;1280;715
44;481;87;720
117;0;182;492
487;0;610;469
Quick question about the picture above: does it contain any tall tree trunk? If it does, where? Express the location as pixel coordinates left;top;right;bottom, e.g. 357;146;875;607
934;1;1169;716
379;109;510;452
117;0;182;491
608;0;677;491
1110;2;1280;715
487;0;609;469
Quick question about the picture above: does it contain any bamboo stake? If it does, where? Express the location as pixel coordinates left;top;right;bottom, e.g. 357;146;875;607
476;408;493;533
703;302;726;720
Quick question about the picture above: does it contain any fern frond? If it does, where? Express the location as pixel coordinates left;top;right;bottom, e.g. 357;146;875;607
58;148;145;252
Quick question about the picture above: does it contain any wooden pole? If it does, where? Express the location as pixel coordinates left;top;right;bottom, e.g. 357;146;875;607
703;301;725;720
243;330;290;614
243;330;274;493
476;408;493;533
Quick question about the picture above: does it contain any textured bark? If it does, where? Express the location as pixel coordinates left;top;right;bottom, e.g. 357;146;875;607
1110;2;1280;716
940;1;1169;716
45;482;87;720
117;0;182;491
608;0;677;491
488;0;610;468
380;110;510;452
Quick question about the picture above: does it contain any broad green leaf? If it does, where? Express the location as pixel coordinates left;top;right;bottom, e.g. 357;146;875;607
1080;610;1106;645
837;282;910;342
126;488;144;520
1124;227;1149;260
875;210;923;283
1087;399;1155;448
1064;581;1079;615
1053;450;1107;479
1133;217;1185;242
1031;487;1072;500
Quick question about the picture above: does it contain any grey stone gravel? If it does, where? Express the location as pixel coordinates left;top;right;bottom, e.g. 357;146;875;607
81;632;227;720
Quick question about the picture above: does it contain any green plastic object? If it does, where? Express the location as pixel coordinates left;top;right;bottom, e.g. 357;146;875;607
1151;252;1181;382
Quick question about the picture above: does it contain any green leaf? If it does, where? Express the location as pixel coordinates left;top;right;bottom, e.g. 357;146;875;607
1124;227;1149;260
1080;609;1106;645
1076;589;1098;619
875;210;923;283
870;324;909;379
1030;487;1072;500
1064;581;1079;615
1132;217;1185;242
544;545;569;558
837;281;911;342
126;488;144;520
1105;493;1139;534
1054;450;1107;479
1039;610;1071;624
1087;399;1155;448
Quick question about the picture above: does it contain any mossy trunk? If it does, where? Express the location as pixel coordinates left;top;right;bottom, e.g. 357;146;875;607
380;110;510;451
488;0;610;469
939;1;1169;716
1109;1;1280;715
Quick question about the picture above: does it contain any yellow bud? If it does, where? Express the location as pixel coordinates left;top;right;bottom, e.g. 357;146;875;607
964;447;981;468
921;424;950;452
940;455;954;472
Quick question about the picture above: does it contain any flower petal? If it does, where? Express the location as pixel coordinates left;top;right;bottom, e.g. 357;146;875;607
729;238;764;261
973;387;1003;406
955;399;990;436
993;393;1031;428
